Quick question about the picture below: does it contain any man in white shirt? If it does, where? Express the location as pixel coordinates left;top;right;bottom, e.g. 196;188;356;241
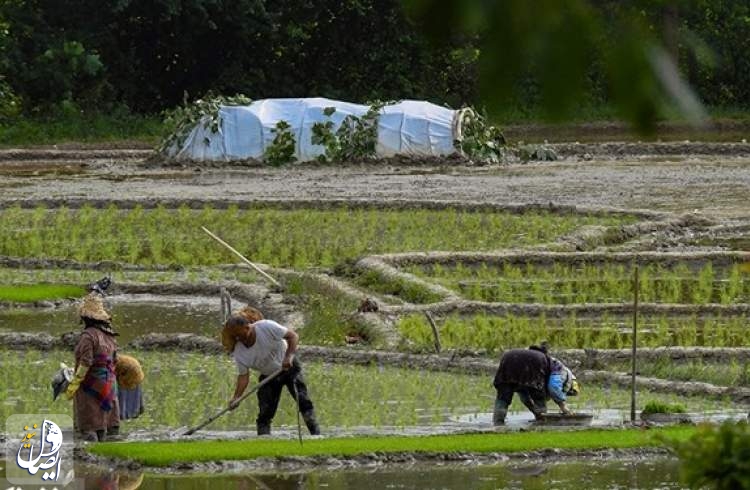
222;307;320;435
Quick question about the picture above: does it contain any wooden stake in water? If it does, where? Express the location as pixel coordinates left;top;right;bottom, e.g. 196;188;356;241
630;261;639;423
424;311;442;354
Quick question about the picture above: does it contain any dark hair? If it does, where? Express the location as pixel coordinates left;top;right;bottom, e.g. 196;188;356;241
529;342;549;354
225;315;250;330
82;317;111;329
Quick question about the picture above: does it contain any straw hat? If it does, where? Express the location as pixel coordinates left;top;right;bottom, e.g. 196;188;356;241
116;354;144;389
78;293;111;322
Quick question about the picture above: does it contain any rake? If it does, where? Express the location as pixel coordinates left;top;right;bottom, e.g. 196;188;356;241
173;368;283;437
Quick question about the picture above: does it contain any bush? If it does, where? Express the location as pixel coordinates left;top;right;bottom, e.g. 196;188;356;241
673;421;750;489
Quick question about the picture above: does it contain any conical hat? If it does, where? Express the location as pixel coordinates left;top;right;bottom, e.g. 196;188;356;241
78;293;111;322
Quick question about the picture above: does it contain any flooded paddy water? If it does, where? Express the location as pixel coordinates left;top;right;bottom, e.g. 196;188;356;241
2;299;748;435
1;457;686;489
0;294;221;343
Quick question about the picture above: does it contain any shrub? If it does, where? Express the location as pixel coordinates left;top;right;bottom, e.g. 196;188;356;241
673;421;750;489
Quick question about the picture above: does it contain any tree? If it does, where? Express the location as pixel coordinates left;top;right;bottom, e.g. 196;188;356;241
404;0;707;134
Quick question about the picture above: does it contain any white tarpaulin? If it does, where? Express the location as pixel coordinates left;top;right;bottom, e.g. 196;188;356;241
168;98;460;162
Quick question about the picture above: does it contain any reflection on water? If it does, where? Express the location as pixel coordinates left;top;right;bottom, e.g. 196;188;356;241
0;294;221;343
0;458;686;489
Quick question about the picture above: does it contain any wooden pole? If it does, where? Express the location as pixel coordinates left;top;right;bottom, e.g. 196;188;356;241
631;260;639;423
201;226;281;287
181;369;283;436
220;287;232;323
424;311;441;354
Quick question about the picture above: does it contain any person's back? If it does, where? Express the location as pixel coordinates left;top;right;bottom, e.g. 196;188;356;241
494;348;550;392
493;348;551;425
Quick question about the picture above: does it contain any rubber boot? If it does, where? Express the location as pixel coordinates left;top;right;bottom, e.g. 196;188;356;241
106;425;125;441
302;409;320;435
532;404;548;421
493;399;508;426
256;422;271;436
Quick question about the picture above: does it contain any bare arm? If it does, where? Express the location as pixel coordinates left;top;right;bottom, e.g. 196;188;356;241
282;328;299;369
229;373;250;409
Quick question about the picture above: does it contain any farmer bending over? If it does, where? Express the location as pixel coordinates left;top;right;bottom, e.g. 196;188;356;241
492;345;579;425
223;307;320;436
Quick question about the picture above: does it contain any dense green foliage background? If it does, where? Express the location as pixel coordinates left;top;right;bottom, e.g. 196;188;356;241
0;0;475;116
1;0;749;123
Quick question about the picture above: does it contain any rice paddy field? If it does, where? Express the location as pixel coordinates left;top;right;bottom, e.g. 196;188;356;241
0;205;635;267
404;261;750;304
0;195;748;490
0;350;735;433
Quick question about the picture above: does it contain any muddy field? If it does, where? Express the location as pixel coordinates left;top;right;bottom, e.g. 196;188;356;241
0;143;749;220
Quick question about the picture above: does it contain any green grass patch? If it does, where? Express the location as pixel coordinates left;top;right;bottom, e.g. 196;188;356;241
0;283;84;302
89;426;697;466
0;204;634;267
0;113;162;147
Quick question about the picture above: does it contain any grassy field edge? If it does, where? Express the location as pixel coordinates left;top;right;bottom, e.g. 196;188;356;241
89;426;694;467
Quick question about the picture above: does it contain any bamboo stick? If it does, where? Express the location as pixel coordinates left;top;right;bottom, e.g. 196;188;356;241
201;226;281;287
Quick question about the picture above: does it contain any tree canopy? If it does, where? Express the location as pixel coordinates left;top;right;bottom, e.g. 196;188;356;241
1;0;749;132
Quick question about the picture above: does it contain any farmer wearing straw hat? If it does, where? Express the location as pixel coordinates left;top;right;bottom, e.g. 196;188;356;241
222;306;320;436
65;291;121;441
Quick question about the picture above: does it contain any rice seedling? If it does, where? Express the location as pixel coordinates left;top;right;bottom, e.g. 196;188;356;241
0;204;635;268
0;283;84;302
642;400;688;414
352;269;444;304
0;350;728;433
89;426;698;466
397;313;750;351
0;266;259;288
405;261;749;305
611;359;750;388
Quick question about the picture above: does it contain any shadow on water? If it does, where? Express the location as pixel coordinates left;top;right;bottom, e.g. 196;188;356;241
0;295;222;343
1;457;685;489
